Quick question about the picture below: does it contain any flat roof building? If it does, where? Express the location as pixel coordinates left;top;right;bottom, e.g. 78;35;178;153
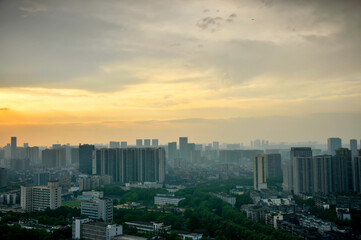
72;218;122;240
21;180;61;212
81;197;113;222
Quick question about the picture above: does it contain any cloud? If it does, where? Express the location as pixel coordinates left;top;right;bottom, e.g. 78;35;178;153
19;0;47;17
0;108;9;111
0;0;360;101
196;16;224;31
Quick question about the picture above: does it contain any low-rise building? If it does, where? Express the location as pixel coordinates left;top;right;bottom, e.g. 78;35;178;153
178;232;203;240
124;221;170;233
242;204;266;223
336;208;351;221
154;193;185;206
114;235;146;240
265;213;283;229
0;190;18;205
72;218;122;240
82;190;104;199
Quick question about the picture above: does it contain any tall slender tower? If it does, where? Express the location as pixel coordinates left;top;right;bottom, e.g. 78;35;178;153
11;137;17;159
328;138;342;155
254;154;267;190
179;137;188;160
287;147;312;192
79;144;95;175
350;139;357;157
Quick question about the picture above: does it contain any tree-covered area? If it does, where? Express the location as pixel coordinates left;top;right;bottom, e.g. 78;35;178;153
176;178;253;195
0;207;79;240
0;179;299;240
0;223;72;240
108;179;298;240
176;187;299;240
100;186;168;206
0;206;81;226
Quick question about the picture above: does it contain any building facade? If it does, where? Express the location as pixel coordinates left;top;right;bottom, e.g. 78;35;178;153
42;148;66;168
352;150;361;193
72;218;122;240
154;193;185;206
79;144;95;175
81;198;113;222
266;153;282;179
33;172;50;186
328;138;342;155
254;154;268;190
0;168;7;188
94;148;166;184
21;180;62;212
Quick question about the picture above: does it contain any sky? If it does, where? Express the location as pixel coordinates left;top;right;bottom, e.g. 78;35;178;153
0;0;360;146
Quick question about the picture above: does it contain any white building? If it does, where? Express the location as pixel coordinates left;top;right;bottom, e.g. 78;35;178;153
81;197;113;222
179;233;203;240
82;190;104;199
124;221;170;233
21;180;61;212
154;193;185;206
72;218;122;240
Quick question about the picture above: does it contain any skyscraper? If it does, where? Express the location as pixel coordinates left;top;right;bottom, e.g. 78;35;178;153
290;147;313;159
332;148;353;193
109;141;120;148
353;150;361;193
79;144;95;175
11;136;17;159
266;153;282;179
33;172;50;186
121;141;127;148
254;154;267;190
212;141;219;150
71;148;79;164
312;155;333;195
350;139;357;157
328;137;342;155
179;137;188;160
27;146;40;165
167;142;177;163
152;139;159;147
292;157;313;195
285;147;312;193
94;148;166;184
144;139;151;147
136;139;143;147
42;148;66;168
0;168;7;188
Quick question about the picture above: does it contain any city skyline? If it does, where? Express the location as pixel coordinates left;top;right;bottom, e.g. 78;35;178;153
1;0;360;145
1;135;359;150
1;1;361;239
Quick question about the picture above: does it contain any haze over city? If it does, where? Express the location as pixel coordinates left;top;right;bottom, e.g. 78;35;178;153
1;0;360;146
1;1;361;240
